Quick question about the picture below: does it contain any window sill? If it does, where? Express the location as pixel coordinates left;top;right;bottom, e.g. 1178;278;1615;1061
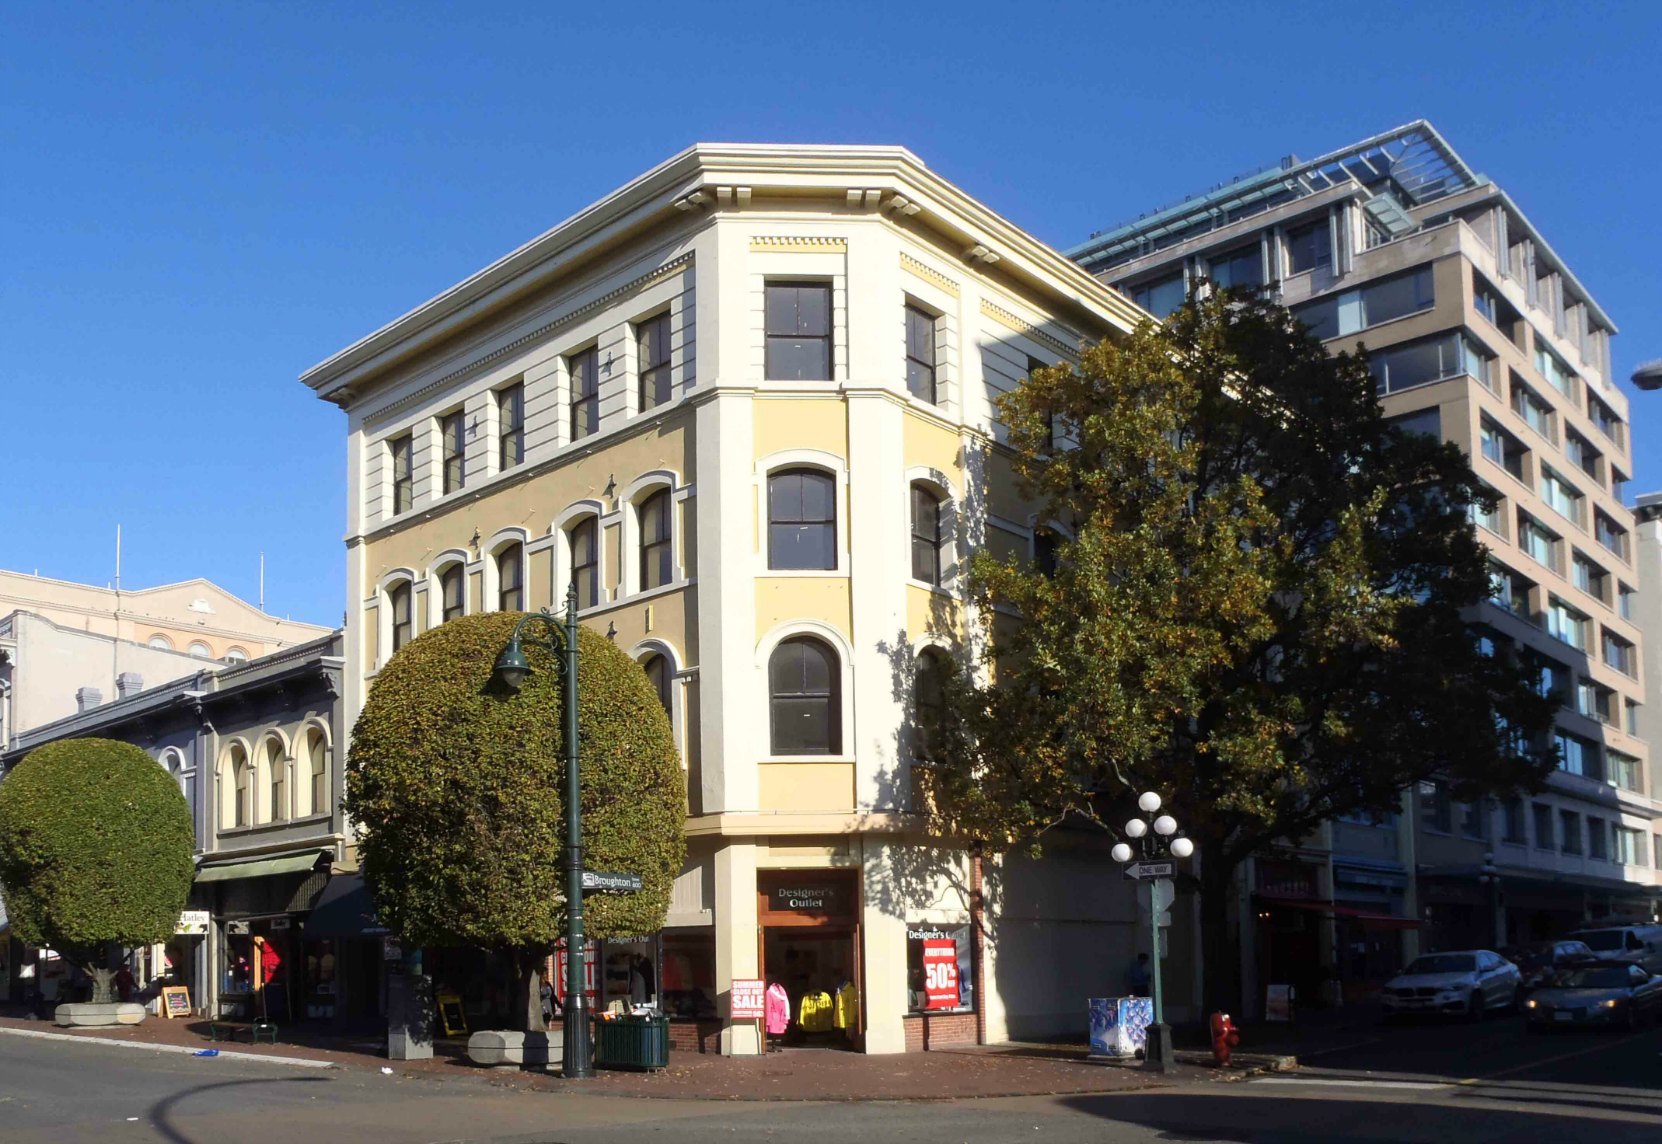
906;579;963;600
761;756;855;765
759;567;851;579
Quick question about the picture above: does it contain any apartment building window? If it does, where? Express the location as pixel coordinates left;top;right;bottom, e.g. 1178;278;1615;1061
1519;513;1558;569
1588;817;1610;860
569;346;599;440
1479;419;1528;483
1285;219;1332;274
1511;377;1554;441
1576;679;1613;724
1602;630;1635;677
1656;834;1662;871
390;433;414;515
1617;584;1634;621
440;564;465;623
911;484;944;585
1534;343;1578;397
441;410;466;494
1540;468;1583;526
1564;430;1600;481
496;544;524;612
1594;511;1628;561
1130;273;1185;318
769;636;841;754
1556;730;1599;779
905;304;939;403
1610;467;1628;501
1501;799;1526;844
1532;802;1554;850
1610;750;1642;794
1420;782;1453;833
1616;827;1644;867
1625;700;1640;736
637;312;673;412
1387;407;1441;438
1546;597;1586;650
1459;800;1486;840
1471;487;1505;536
1531;654;1571;707
1369;331;1490;395
1570;552;1607;602
497;383;524;471
389;582;414;653
768;468;837;570
639;490;672;591
765;282;832;381
1207;244;1263;290
569;518;599;610
1588;394;1622;445
1294;266;1433;340
1489;563;1533;621
1560;810;1582;854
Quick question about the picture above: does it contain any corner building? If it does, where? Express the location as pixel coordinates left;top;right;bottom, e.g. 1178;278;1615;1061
302;146;1163;1053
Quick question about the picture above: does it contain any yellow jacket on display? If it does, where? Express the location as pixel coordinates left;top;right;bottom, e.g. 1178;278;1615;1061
798;990;834;1032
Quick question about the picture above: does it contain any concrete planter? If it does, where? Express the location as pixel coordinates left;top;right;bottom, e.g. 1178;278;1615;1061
55;1002;147;1027
466;1029;561;1068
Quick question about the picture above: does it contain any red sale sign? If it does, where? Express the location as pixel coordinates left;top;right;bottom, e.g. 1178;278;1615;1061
730;978;766;1019
553;940;599;1003
922;939;960;1009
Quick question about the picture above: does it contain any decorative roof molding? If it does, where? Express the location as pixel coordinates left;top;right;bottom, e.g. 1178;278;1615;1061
365;254;694;430
899;253;960;298
748;236;848;253
980;297;1081;361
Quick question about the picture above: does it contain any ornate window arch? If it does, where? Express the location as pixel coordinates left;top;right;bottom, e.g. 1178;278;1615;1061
426;548;472;628
298;721;331;818
147;633;174;651
758;623;852;758
481;528;531;613
554;500;606;612
259;734;289;824
376;568;419;665
757;450;847;574
220;740;252;830
618;471;681;598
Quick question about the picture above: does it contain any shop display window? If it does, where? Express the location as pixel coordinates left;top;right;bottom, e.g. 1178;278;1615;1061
661;931;717;1018
906;923;975;1014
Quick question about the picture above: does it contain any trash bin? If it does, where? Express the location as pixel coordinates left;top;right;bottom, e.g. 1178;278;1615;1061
593;1014;669;1071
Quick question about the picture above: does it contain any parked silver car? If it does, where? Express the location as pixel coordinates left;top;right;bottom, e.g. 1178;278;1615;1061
1380;950;1520;1019
1525;961;1662;1031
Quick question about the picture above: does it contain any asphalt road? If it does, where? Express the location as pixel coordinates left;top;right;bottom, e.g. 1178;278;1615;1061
1;1016;1658;1144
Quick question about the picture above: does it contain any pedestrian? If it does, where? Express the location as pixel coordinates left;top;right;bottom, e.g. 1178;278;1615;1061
1126;953;1151;997
113;961;136;1003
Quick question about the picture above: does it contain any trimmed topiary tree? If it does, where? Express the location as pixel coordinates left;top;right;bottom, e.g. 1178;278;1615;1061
0;737;196;1006
346;611;685;1031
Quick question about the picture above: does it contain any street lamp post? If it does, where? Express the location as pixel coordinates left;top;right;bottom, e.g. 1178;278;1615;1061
491;584;591;1079
1477;851;1502;949
1111;791;1194;1073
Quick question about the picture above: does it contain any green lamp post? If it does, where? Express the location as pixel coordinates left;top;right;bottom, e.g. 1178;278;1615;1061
491;583;591;1079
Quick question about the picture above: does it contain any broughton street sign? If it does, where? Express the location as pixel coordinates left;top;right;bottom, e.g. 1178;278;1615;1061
580;870;642;892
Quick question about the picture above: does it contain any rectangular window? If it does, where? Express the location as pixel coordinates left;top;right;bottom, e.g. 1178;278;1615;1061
1501;799;1526;844
1422;782;1452;833
1588;818;1609;860
1540;468;1583;526
1471;488;1504;536
1370;331;1490;394
1387;407;1441;439
1532;802;1554;850
1611;751;1641;794
1519;513;1557;569
1511;377;1554;441
1625;699;1640;736
1130;273;1185;318
1617;584;1634;621
1459;800;1486;840
1207;244;1263;290
1615;827;1643;866
765;282;833;381
1601;630;1635;676
1560;810;1582;854
1570;552;1607;602
905;304;938;403
1588;394;1623;445
1575;679;1614;724
1564;430;1600;481
1534;343;1578;397
1594;511;1628;561
569;347;599;441
767;469;837;571
441;410;466;494
390;434;414;515
1530;653;1571;707
1610;467;1628;501
1479;419;1528;483
637;312;673;412
497;383;524;471
1488;562;1532;618
1286;219;1332;275
1556;730;1600;779
910;485;943;585
1546;597;1585;649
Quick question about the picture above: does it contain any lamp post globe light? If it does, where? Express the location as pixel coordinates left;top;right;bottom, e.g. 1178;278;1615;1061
490;583;593;1080
1112;791;1194;1073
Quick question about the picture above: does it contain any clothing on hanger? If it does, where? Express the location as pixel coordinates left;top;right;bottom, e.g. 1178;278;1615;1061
798;988;834;1032
764;981;791;1035
833;980;859;1030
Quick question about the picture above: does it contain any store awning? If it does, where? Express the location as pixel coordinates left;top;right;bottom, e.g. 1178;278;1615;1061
304;873;389;939
194;853;323;884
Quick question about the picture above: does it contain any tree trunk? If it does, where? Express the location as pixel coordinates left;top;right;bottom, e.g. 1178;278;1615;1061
88;967;116;1005
514;948;547;1033
1198;853;1243;1018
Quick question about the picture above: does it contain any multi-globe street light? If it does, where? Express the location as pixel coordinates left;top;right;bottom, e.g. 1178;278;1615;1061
1111;791;1193;1072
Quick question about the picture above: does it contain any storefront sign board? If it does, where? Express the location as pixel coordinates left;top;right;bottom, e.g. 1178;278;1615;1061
730;978;766;1019
922;938;960;1009
161;986;192;1018
175;910;210;936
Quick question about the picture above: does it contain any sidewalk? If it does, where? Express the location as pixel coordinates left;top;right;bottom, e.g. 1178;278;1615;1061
0;1009;1223;1101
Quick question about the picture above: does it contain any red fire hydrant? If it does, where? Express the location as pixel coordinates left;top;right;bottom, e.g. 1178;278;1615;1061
1210;1011;1240;1067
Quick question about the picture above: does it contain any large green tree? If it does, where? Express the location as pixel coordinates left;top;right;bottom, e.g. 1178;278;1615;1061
346;611;685;1031
923;290;1557;1010
0;737;196;1005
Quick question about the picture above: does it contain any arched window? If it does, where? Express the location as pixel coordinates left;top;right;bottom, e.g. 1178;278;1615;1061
389;582;414;652
496;543;524;612
568;518;599;610
223;744;250;830
914;649;949;763
223;647;249;665
148;634;174;651
439;564;466;623
639;490;672;590
265;738;287;823
769;636;840;755
188;641;213;659
642;653;671;714
910;484;944;585
303;728;328;817
767;469;836;570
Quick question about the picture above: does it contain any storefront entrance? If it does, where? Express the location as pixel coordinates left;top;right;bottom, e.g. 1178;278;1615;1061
758;870;859;1049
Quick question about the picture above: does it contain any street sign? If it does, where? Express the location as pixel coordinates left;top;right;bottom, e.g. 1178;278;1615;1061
580;870;642;892
1123;860;1174;880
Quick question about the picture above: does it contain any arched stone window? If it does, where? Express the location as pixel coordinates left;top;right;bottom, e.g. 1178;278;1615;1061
769;636;840;754
767;468;836;571
910;484;945;585
914;648;950;763
300;727;329;818
388;581;414;652
439;564;466;623
642;653;671;714
639;490;672;590
568;517;599;610
496;543;524;612
222;743;251;830
264;738;287;823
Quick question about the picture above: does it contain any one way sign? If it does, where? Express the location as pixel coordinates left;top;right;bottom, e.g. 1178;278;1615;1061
1122;860;1174;880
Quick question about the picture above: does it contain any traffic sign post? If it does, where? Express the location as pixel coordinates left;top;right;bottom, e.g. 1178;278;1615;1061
580;870;642;893
1123;860;1175;881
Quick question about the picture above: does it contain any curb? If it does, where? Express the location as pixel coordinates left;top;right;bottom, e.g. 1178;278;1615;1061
0;1025;338;1069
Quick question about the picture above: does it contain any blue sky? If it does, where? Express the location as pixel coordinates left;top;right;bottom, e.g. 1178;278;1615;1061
4;1;1659;627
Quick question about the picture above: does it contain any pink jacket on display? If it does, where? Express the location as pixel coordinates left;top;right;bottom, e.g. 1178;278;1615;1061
764;982;791;1035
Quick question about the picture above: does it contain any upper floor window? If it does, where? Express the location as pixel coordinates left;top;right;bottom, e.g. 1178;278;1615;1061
1034;527;1060;577
188;641;212;659
905;304;938;404
913;649;949;764
1570;552;1608;602
639;490;672;591
1556;730;1600;780
569;517;599;610
1602;630;1635;677
1594;510;1628;561
498;383;524;471
304;729;329;818
1610;467;1628;501
1534;343;1577;397
637;313;673;412
390;433;414;514
570;346;599;441
769;636;841;755
440;410;466;494
1369;331;1489;395
230;745;251;829
765;282;832;380
1610;750;1641;795
1564;430;1600;481
1295;268;1436;342
1560;810;1583;854
265;738;287;824
910;484;944;585
1540;467;1583;526
147;633;174;650
1479;418;1528;483
1545;596;1586;650
1510;376;1554;441
1129;273;1184;319
1286;219;1332;275
1588;393;1622;446
439;564;465;623
1207;244;1262;290
1617;583;1634;621
642;653;671;714
496;544;524;612
767;468;836;571
1518;512;1557;569
222;647;249;665
389;582;414;652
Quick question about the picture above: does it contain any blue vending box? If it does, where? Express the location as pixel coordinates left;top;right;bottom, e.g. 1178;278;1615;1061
1088;996;1155;1058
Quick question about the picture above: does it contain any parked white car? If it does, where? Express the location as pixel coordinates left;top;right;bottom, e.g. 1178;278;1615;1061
1380;950;1520;1019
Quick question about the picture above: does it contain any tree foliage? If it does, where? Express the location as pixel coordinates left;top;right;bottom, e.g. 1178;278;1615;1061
0;737;196;994
922;291;1556;1002
346;611;685;957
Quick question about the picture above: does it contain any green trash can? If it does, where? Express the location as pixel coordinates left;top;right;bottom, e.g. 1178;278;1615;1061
593;1014;670;1071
